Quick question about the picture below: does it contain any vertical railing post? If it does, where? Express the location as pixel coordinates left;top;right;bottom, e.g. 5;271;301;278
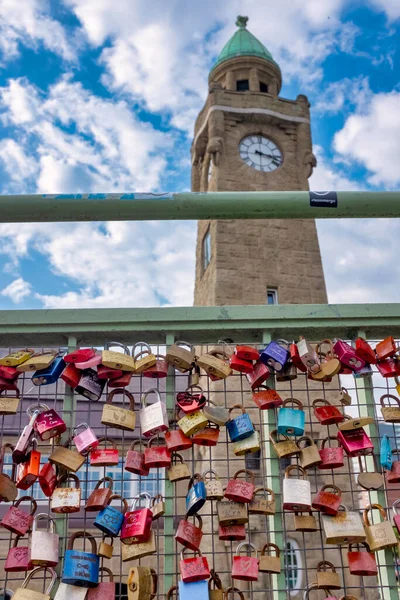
164;333;176;592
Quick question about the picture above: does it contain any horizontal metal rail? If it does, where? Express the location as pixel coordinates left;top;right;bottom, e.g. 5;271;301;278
0;191;398;222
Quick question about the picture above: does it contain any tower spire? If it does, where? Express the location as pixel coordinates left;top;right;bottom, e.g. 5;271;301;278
235;15;248;29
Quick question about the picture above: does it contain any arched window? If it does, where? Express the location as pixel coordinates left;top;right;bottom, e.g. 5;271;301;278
285;539;303;594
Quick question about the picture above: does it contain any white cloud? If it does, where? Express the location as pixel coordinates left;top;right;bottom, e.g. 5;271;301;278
313;77;372;114
0;139;38;183
334;91;400;186
368;0;400;20
1;277;32;303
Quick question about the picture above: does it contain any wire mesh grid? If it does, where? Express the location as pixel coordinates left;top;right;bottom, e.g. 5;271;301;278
0;339;398;600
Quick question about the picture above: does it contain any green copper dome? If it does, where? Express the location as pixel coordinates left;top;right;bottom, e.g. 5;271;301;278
211;16;279;73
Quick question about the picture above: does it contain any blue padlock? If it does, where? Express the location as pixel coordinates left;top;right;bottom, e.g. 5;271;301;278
186;473;206;516
178;580;209;600
32;355;66;386
277;398;305;436
62;531;99;588
260;339;290;372
227;404;255;442
94;494;128;537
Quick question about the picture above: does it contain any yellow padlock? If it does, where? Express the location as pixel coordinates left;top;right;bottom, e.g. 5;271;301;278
177;410;208;436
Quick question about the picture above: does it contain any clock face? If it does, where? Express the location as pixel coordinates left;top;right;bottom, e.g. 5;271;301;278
239;135;282;172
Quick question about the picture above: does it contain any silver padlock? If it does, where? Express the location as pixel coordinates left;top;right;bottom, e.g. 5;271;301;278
139;388;169;438
30;513;59;567
54;582;88;600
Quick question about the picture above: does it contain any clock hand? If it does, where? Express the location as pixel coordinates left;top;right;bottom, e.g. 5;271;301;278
255;150;280;161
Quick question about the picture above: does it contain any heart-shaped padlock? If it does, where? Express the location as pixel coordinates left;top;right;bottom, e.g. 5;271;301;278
176;386;207;414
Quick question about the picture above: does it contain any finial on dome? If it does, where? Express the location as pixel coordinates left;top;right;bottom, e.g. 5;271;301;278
236;16;248;29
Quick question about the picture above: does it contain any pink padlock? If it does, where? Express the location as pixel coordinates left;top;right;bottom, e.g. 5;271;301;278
337;427;374;457
34;405;66;441
333;339;365;371
73;422;99;455
75;352;102;369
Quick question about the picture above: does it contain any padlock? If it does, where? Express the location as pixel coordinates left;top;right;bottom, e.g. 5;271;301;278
5;535;33;572
289;341;307;372
275;358;297;381
177;385;207;414
208;570;224;600
165;421;193;452
312;399;344;425
1;495;37;535
75;368;106;401
34;405;66;441
167;453;190;481
64;347;96;364
17;351;57;372
13;407;41;463
354;337;376;363
73;422;99;454
16;438;41;490
99;536;114;559
231;542;259;581
188;363;201;387
392;499;400;534
54;582;88;600
61;361;84;387
347;542;377;576
75;352;102;369
234;344;259;361
363;503;397;551
248;486;275;515
102;341;136;371
318;436;344;469
139;388;169;437
121;492;153;544
108;369;132;387
30;513;59;567
125;440;150;476
203;469;224;500
144;435;172;468
387;449;400;483
333;339;365;371
312;484;342;516
38;463;55;498
311;339;341;381
282;465;311;512
233;430;260;456
227;404;255;442
223;588;245;600
277;398;305;436
186;473;207;516
298;436;322;469
0;348;34;366
315;561;341;589
376;358;400;378
197;349;232;380
258;543;280;574
0;443;17;502
303;583;340;600
337;427;374;456
132;342;157;373
143;353;169;378
229;351;253;374
85;476;113;512
180;548;210;583
95;493;128;537
218;524;246;541
0;386;20;415
31;356;66;386
90;436;119;466
252;385;283;409
151;493;165;519
339;386;352;406
380;433;392;470
178;408;208;436
127;566;158;600
217;499;248;526
97;363;123;380
269;429;300;458
225;469;255;503
376;335;397;360
260;338;289;372
62;531;99;587
193;423;220;446
294;510;318;532
357;454;384;490
177;581;209;600
246;358;272;389
49;438;85;472
322;505;366;545
0;363;19;379
166;340;196;372
176;513;203;550
380;393;400;422
338;414;374;430
51;473;81;514
122;530;156;562
13;566;57;600
202;400;229;426
296;338;321;373
101;388;136;431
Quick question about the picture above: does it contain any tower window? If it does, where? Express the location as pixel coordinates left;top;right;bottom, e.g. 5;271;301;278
202;228;211;272
236;79;249;91
267;288;278;304
259;82;268;93
285;540;303;594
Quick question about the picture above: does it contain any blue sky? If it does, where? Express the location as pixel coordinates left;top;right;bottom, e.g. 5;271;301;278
0;0;399;309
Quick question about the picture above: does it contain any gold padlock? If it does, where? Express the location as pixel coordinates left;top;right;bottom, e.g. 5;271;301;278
166;341;196;372
339;386;352;406
122;531;157;562
101;388;136;431
167;453;190;482
269;429;300;458
294;510;318;532
258;543;281;574
197;349;232;379
380;393;400;423
322;505;366;545
203;469;224;500
16;351;57;372
217;499;248;526
177;410;208;436
315;560;341;589
132;342;157;373
363;503;397;551
234;430;260;456
98;536;113;559
151;494;165;519
0;348;34;367
298;436;322;469
248;487;275;515
128;566;157;600
0;388;20;415
13;566;57;600
49;438;85;472
102;341;136;371
208;569;224;600
338;414;374;431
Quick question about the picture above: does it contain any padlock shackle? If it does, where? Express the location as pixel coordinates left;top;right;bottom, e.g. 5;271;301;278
224;586;245;600
33;512;56;533
96;436;117;449
147;435;167;449
312;398;332;408
319;484;341;495
106;388;135;410
104;341;130;355
363;503;388;526
151;493;165;506
297;436;317;449
180;547;202;559
316;560;337;573
253;486;275;500
26;402;50;416
141;387;162;408
284;465;307;480
67;530;97;553
21;566;57;594
132;341;153;358
166;586;177;600
13;494;37;515
235;541;257;556
202;468;220;481
208;568;223;590
392;499;400;514
380;393;400;408
172;453;184;465
93;476;113;491
269;429;289;443
187;473;203;491
233;469;255;483
131;491;152;510
229;404;246;415
281;397;303;410
321;436;340;449
99;566;114;582
107;494;128;514
183;513;203;530
209;348;231;360
73;422;91;435
55;472;80;488
302;583;333;599
129;439;148;452
348;541;371;552
260;542;280;557
172;340;195;351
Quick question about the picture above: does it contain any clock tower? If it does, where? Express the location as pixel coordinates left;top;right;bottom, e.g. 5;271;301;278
192;16;327;306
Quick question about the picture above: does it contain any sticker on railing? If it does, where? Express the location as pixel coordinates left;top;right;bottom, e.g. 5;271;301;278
309;191;338;208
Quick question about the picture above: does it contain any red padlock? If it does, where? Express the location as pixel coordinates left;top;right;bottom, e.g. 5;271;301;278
376;336;397;360
0;365;19;379
16;440;41;490
125;440;149;476
165;423;193;452
180;548;210;583
232;542;259;582
144;436;171;468
38;462;57;497
143;354;169;378
34;406;66;441
337;427;374;457
218;524;246;541
229;352;254;374
61;363;81;388
386;450;400;483
225;469;255;504
0;377;19;396
312;484;342;515
312;399;344;426
176;386;206;414
121;492;153;544
90;436;119;466
108;371;132;387
289;342;307;372
355;338;377;364
97;364;123;380
376;358;400;378
175;514;203;551
1;496;37;535
4;536;33;572
246;359;272;389
347;542;378;576
318;437;344;470
393;499;400;534
252;385;283;410
235;345;259;361
64;347;96;364
193;424;220;446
